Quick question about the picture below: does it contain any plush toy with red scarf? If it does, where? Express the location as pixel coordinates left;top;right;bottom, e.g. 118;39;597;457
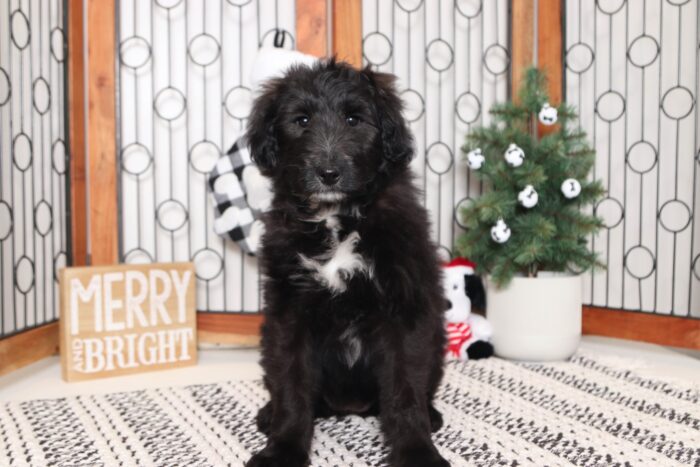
443;257;494;360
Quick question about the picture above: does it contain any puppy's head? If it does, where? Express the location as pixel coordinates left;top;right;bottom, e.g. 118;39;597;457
246;59;413;203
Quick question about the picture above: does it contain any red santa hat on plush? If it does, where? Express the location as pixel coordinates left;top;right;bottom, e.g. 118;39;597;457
443;257;476;275
442;257;476;325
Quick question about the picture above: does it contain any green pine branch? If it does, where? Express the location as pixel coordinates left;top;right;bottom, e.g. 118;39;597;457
456;67;605;287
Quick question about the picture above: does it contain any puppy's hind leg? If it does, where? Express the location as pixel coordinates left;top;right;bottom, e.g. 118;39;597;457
256;401;273;435
428;404;443;433
427;340;445;433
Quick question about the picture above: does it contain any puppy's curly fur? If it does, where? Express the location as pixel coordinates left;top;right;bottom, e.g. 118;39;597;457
245;60;448;467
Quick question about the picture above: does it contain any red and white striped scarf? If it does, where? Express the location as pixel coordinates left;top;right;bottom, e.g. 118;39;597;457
446;322;473;359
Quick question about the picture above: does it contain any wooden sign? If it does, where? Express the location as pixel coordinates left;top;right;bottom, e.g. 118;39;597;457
59;262;197;382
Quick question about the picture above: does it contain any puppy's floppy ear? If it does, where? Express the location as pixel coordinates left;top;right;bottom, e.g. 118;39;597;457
246;81;280;174
362;67;414;167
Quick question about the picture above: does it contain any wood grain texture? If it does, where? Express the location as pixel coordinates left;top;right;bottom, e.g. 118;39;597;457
68;0;87;267
0;324;59;377
197;313;264;345
296;0;328;57
59;263;197;382
583;306;700;350
537;0;563;136
332;0;362;68
198;330;261;347
511;0;535;102
87;0;118;265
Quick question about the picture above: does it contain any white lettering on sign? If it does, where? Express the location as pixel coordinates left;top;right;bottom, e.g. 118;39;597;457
70;275;102;335
171;270;192;323
149;269;173;326
104;272;125;332
61;263;196;381
68;269;192;334
125;271;149;328
72;328;194;373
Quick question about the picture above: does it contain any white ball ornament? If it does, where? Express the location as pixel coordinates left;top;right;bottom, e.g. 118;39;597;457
504;143;525;167
490;218;511;244
466;148;485;170
518;185;538;208
561;178;582;199
538;102;558;125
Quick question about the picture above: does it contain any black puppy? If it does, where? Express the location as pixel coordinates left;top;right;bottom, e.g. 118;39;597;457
245;59;448;467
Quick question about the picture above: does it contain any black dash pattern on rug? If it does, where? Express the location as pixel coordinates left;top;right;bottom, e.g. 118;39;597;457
1;352;698;467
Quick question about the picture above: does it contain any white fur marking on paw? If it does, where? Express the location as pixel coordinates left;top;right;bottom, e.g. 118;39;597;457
299;231;368;293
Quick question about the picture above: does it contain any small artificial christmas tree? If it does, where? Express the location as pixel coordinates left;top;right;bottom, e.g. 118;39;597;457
456;68;605;287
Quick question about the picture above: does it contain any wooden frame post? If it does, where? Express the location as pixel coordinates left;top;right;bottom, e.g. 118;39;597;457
537;0;563;105
332;0;362;68
68;0;87;267
511;0;563;116
511;0;535;102
86;0;119;266
536;0;563;136
296;0;329;58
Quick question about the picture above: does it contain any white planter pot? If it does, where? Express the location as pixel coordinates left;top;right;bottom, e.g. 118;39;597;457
486;273;582;361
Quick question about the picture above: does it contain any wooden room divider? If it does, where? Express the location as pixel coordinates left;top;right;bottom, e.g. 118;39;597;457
2;0;699;377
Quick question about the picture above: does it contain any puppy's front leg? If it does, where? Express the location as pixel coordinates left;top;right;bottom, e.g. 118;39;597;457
246;322;315;467
377;329;449;467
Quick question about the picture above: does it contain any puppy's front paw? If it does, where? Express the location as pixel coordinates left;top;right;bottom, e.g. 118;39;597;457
245;443;309;467
391;446;450;467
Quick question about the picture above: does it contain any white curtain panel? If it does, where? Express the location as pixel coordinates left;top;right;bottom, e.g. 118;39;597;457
565;0;699;316
118;0;296;313
0;0;68;336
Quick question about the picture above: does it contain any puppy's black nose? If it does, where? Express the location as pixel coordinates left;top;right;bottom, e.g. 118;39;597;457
316;168;340;186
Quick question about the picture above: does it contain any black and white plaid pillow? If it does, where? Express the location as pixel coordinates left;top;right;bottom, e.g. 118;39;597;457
208;137;272;255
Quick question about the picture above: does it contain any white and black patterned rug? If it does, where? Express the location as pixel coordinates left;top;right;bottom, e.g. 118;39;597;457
1;352;699;466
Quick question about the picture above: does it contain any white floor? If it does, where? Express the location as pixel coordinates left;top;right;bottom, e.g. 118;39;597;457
1;336;698;402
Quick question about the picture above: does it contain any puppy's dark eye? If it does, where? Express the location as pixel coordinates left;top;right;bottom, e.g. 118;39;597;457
346;115;361;127
295;116;310;128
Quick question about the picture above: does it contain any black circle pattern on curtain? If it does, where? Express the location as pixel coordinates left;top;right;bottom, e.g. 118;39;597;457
565;0;699;317
361;0;512;262
115;1;699;317
117;0;295;313
1;0;70;338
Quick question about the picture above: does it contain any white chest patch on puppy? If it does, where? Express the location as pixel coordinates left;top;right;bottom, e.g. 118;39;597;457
299;230;369;293
298;204;371;293
299;231;368;293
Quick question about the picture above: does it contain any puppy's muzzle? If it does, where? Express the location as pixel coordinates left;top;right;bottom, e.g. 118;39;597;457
315;167;341;186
